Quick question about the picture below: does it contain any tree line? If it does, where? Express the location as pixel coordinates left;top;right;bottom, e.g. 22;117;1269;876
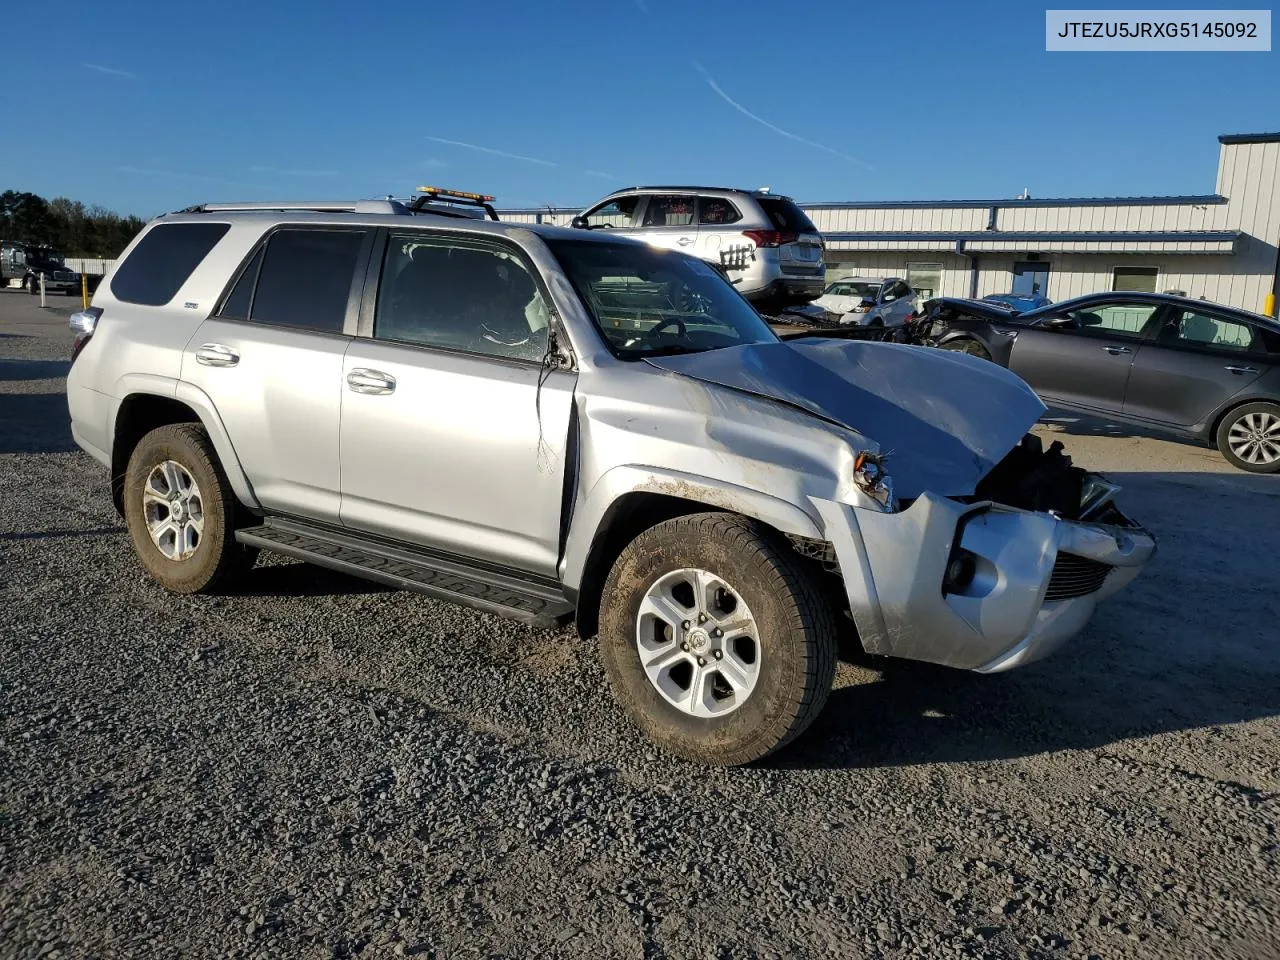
1;190;146;259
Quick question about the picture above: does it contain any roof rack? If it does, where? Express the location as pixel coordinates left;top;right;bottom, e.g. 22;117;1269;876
177;186;500;221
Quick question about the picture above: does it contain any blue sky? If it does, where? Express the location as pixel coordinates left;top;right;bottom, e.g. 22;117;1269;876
3;0;1275;216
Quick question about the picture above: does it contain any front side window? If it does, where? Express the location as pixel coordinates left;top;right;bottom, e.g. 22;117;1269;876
1112;266;1158;293
111;222;230;306
547;238;777;358
247;228;367;333
697;196;742;225
375;234;549;363
1159;309;1256;352
585;196;641;229
642;195;696;228
1060;301;1159;337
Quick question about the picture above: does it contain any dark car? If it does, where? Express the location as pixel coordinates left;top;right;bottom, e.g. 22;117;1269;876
915;292;1280;473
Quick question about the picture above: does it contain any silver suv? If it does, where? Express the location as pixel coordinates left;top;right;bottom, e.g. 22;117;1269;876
572;187;825;312
66;189;1156;765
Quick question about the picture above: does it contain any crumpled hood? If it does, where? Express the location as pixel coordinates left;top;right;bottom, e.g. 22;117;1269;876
646;339;1047;498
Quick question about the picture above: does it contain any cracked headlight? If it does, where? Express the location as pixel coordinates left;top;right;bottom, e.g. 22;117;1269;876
853;450;896;512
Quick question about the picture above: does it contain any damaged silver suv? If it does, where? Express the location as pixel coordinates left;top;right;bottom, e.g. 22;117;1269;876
66;188;1156;765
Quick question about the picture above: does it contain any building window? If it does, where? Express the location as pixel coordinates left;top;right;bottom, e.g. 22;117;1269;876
1112;266;1158;293
906;262;943;300
824;259;857;284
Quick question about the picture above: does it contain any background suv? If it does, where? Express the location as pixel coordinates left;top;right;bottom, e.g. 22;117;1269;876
572;187;825;313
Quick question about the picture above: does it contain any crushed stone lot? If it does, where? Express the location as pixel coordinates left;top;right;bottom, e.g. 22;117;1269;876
1;288;1278;959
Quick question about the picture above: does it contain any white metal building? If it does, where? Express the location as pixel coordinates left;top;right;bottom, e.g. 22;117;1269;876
500;132;1280;316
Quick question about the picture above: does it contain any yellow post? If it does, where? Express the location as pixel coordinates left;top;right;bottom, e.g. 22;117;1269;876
81;272;89;310
1265;292;1277;318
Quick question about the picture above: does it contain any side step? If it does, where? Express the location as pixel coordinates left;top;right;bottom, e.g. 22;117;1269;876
236;518;574;628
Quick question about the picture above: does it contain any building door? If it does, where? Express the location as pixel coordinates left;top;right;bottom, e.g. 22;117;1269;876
1011;261;1049;298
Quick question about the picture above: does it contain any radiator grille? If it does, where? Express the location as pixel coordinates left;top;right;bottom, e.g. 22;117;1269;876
1045;553;1112;602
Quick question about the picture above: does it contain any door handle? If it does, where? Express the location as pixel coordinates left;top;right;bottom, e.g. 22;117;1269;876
1224;364;1259;375
676;237;694;246
1101;345;1132;355
195;343;239;367
346;368;396;395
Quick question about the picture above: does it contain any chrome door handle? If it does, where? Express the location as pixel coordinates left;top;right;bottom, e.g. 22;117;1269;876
195;343;239;367
346;368;396;395
1225;364;1259;375
677;237;694;246
1101;345;1132;355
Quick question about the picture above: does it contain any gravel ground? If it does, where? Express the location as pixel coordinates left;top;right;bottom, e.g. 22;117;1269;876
2;288;1278;959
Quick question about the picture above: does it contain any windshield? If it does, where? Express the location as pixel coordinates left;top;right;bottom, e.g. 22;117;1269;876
545;238;778;358
28;249;64;266
825;281;880;299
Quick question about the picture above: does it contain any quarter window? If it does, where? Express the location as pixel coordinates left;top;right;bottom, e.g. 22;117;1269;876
1112;266;1158;293
110;222;231;306
642;195;696;228
375;235;549;363
697;197;742;225
248;229;367;333
585;197;641;229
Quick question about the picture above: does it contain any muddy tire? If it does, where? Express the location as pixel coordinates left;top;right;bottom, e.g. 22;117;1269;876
939;337;992;361
598;513;837;766
1216;402;1280;473
123;423;257;593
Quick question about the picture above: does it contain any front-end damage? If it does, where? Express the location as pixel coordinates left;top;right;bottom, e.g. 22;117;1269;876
811;434;1155;673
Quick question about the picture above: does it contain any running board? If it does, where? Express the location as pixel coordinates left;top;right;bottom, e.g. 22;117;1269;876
236;518;574;628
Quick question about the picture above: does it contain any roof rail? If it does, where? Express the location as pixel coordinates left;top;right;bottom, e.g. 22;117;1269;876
178;199;412;215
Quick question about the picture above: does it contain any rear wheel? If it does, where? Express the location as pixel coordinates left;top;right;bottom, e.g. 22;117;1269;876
123;423;258;593
940;338;992;362
1216;402;1280;473
598;513;837;766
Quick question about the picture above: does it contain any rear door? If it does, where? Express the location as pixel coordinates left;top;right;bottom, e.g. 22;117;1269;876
182;226;371;522
1007;300;1164;412
638;194;699;253
695;194;745;269
1124;306;1271;425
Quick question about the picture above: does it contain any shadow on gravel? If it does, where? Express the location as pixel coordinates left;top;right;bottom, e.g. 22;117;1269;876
777;467;1280;770
0;393;76;454
1039;407;1214;451
1;526;125;542
0;358;71;380
239;560;392;598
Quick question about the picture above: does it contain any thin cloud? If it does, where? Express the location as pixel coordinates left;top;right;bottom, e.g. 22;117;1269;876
694;62;873;170
82;63;138;80
422;158;448;170
248;165;338;177
585;169;618;180
427;136;559;168
635;0;650;13
116;166;263;190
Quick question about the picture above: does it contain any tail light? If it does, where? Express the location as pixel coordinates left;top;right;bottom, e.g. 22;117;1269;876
69;307;101;363
742;229;799;248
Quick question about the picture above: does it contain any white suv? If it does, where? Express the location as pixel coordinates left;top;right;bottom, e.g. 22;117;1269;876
572;187;825;312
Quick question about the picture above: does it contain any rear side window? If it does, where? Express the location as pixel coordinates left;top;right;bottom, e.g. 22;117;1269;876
218;246;263;321
110;222;230;306
247;229;367;333
642;195;696;227
697;196;742;225
757;197;817;234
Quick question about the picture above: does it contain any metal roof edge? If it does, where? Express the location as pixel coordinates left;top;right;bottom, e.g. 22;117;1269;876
1218;132;1280;145
801;195;1227;210
824;230;1241;242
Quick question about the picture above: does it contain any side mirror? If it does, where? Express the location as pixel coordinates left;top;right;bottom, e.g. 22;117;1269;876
1043;315;1075;329
570;215;589;230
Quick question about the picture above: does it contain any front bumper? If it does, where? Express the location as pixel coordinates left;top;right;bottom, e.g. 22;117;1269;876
812;491;1156;673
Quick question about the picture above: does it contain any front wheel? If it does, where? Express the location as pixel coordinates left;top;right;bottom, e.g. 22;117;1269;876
123;423;258;593
599;513;837;765
1216;402;1280;473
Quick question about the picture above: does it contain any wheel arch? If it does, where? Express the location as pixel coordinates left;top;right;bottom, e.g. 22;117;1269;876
564;468;824;640
110;385;258;515
1206;395;1280;445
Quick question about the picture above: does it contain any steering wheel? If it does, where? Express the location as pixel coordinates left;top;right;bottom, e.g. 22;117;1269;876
644;318;687;341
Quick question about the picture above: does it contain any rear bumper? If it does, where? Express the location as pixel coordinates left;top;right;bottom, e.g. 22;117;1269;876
812;492;1156;673
747;276;825;304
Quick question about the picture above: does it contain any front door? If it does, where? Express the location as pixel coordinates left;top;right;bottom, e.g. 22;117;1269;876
1008;300;1164;412
339;230;575;577
1124;306;1269;425
181;226;369;522
1012;261;1049;299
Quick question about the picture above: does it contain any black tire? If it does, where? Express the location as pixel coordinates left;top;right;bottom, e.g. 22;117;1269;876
123;423;258;593
1215;402;1280;474
598;513;838;766
940;337;992;362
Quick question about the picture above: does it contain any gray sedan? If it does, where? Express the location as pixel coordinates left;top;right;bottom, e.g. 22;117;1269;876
917;292;1280;473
